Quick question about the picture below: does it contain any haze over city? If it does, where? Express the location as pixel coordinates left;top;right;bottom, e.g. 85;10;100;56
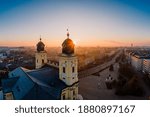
1;0;150;101
0;0;150;47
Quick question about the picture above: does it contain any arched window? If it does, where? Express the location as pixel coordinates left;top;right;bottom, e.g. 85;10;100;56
42;59;44;64
72;67;75;73
63;67;65;73
62;94;66;100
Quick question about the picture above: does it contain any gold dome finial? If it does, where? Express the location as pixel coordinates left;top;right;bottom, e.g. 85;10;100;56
62;29;75;55
40;35;42;41
67;29;69;38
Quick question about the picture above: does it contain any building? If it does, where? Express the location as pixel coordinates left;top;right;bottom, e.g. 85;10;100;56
2;31;79;100
0;53;7;60
35;37;47;69
47;60;59;68
125;49;150;73
142;59;150;74
131;55;144;71
0;91;3;100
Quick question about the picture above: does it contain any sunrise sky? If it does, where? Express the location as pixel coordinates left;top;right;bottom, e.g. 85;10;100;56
0;0;150;47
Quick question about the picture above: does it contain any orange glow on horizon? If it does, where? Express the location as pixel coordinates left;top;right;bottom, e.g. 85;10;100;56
0;37;150;47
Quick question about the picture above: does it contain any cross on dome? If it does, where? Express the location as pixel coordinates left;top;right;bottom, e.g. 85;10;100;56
67;29;69;39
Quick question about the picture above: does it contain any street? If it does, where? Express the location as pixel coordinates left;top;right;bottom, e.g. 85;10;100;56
79;51;145;100
78;50;121;78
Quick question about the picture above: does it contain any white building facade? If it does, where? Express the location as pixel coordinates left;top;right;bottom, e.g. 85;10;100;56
142;59;150;74
131;55;143;71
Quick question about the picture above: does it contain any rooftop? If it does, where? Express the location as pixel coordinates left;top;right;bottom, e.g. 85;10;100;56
2;65;67;100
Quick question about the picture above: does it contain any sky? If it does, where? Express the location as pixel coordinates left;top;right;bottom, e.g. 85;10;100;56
0;0;150;47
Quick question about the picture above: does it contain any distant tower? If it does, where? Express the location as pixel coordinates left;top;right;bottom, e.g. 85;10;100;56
35;37;47;69
59;29;78;100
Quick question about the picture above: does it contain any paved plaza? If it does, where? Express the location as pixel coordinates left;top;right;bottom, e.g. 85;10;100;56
79;63;144;100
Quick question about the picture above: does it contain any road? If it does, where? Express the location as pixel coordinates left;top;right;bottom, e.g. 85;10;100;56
79;62;144;100
78;50;122;78
79;49;145;100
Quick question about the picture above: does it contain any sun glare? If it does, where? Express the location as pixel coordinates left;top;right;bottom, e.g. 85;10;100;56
73;40;78;46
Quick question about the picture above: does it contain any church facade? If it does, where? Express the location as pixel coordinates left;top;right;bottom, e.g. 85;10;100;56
35;37;47;69
2;31;79;100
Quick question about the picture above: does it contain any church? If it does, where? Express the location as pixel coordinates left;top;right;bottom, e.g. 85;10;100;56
2;31;79;100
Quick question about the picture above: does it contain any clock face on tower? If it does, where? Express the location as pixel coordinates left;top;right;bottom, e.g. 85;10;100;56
62;38;75;55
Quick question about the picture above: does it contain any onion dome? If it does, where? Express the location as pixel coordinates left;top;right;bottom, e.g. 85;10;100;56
36;37;45;52
62;29;75;55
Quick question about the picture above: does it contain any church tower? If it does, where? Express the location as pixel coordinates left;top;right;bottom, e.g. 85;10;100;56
59;30;78;100
35;37;47;69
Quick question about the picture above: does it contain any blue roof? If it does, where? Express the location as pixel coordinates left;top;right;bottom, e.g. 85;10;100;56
27;67;66;89
26;67;67;99
2;66;67;100
9;67;35;100
22;84;57;100
2;76;19;93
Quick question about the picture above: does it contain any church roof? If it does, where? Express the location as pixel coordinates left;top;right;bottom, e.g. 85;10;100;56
36;38;45;52
62;31;75;55
2;66;67;100
2;76;19;93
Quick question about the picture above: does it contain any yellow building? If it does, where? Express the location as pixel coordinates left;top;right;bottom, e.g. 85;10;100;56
2;31;79;100
2;31;80;100
35;37;47;69
59;31;79;100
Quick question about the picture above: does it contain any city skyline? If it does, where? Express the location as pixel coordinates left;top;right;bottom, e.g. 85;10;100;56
0;0;150;47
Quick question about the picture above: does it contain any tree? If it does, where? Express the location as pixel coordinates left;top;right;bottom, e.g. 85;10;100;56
119;63;134;78
115;75;144;96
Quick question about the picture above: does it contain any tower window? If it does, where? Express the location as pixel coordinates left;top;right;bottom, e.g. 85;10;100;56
63;67;65;73
37;59;38;63
42;59;44;64
72;67;75;73
62;94;66;100
73;90;75;95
